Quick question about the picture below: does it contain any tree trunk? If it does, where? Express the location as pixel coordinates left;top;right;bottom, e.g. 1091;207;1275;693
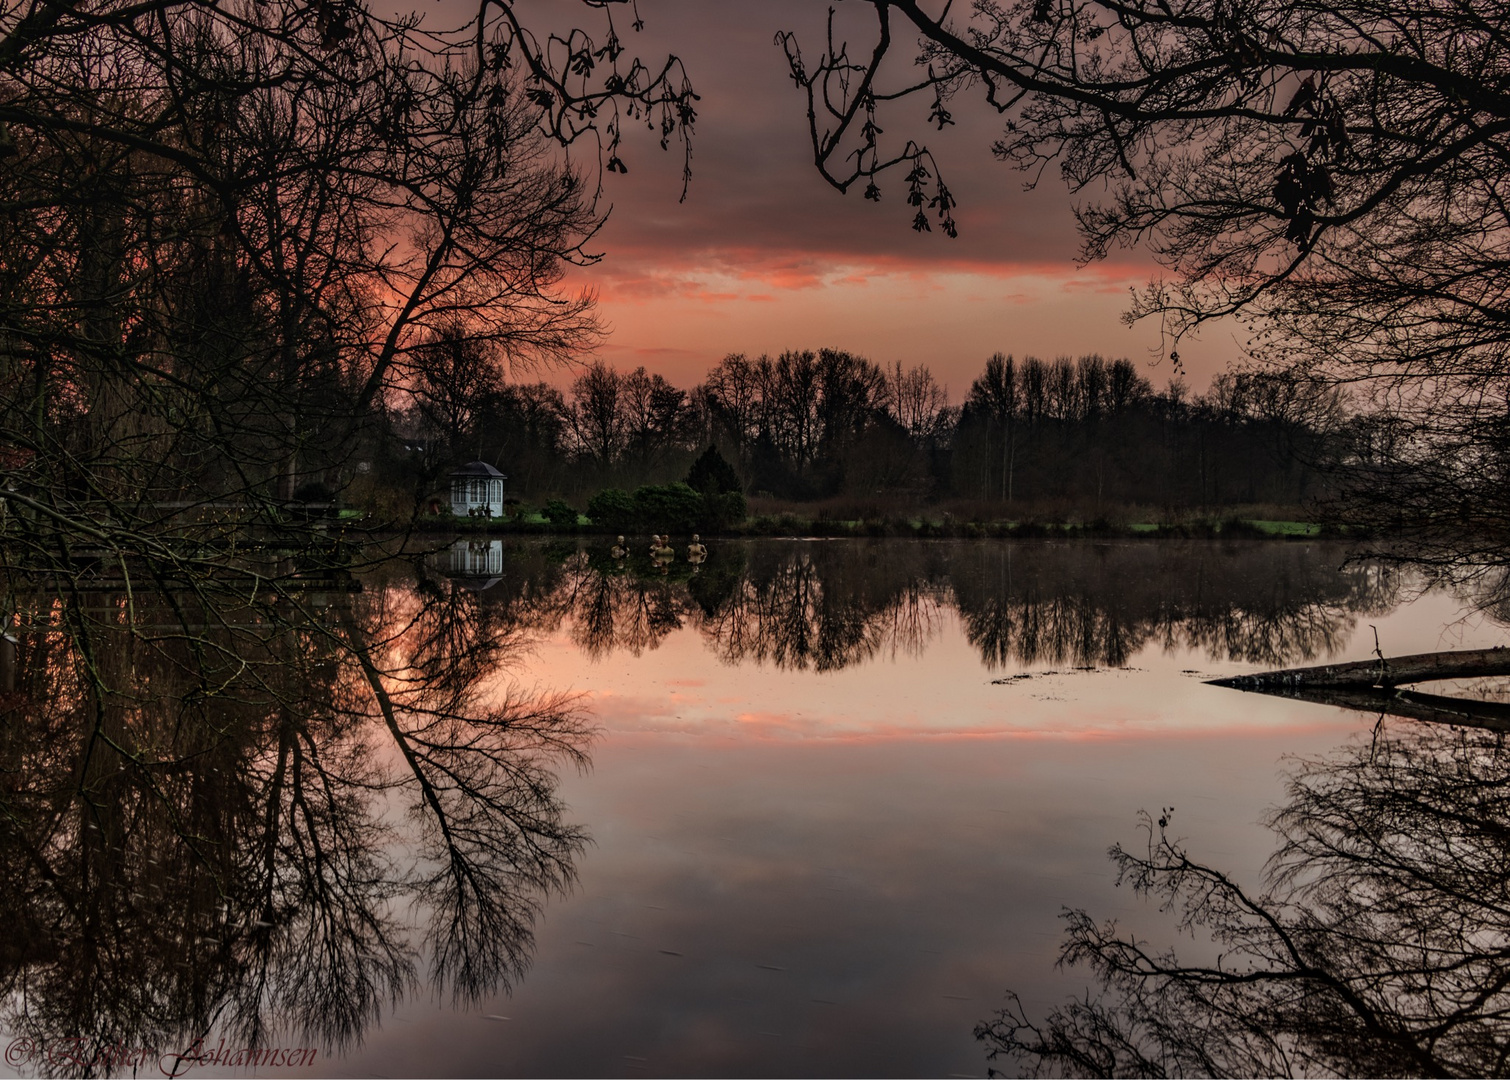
1007;425;1015;506
1000;422;1008;502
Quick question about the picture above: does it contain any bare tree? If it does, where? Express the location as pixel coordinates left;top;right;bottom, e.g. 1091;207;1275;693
701;353;766;459
0;0;701;565
0;568;590;1061
410;326;507;464
621;365;691;469
562;361;628;468
965;354;1020;502
884;360;952;443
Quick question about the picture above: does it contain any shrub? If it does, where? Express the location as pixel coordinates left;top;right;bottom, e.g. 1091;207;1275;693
291;481;335;503
541;499;579;528
632;482;702;534
586;487;636;530
289;480;337;521
702;489;747;530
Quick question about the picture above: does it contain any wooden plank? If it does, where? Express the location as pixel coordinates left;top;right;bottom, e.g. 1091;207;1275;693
1214;682;1510;733
1206;647;1510;690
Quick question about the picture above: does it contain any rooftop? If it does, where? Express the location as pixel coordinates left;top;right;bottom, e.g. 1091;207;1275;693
450;460;507;479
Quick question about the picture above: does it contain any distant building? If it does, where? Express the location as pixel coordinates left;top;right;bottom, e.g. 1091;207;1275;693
449;461;507;518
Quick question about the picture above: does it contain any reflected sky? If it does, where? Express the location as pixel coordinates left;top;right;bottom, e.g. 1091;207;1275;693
326;540;1506;1078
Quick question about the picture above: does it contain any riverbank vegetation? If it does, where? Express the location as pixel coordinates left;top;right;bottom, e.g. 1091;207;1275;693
438;503;1334;541
390;349;1344;534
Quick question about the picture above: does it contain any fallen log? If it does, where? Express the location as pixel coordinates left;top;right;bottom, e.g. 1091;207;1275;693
1207;647;1510;691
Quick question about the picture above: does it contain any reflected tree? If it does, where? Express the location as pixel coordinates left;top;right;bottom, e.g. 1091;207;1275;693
951;543;1395;670
551;552;686;659
978;723;1510;1077
0;569;589;1068
698;542;948;672
463;539;1398;675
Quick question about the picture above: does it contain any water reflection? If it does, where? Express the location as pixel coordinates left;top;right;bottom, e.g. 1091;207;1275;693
449;538;504;582
449;539;1395;671
0;538;1423;1075
0;573;588;1070
978;721;1510;1077
951;542;1393;668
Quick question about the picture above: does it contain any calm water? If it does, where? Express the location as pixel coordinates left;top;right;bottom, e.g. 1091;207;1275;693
4;539;1505;1077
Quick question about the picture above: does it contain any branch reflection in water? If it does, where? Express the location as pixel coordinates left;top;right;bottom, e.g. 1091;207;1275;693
449;538;1397;672
0;563;590;1070
977;719;1510;1078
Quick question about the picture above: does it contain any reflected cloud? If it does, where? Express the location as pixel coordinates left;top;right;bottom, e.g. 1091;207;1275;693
0;538;1405;1069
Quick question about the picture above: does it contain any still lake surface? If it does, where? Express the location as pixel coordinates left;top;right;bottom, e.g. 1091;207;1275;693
343;538;1500;1078
5;537;1504;1078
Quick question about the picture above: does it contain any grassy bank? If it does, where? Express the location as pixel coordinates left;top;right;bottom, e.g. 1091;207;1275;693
414;512;1342;540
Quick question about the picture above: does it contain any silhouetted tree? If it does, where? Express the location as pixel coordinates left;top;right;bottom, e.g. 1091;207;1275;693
477;538;1387;674
0;0;693;570
562;362;629;469
686;445;743;496
622;366;694;470
410;326;507;467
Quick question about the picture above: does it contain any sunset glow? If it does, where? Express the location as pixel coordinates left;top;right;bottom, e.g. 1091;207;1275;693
481;0;1251;393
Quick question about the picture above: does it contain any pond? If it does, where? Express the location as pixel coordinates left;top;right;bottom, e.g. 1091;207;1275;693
2;538;1506;1077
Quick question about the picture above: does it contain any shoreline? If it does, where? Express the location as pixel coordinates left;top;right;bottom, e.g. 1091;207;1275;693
408;515;1343;541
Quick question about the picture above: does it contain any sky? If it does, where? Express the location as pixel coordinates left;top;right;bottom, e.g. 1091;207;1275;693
442;2;1248;396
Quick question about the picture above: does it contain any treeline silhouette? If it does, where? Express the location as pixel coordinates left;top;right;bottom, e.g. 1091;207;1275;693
397;350;1342;513
440;539;1394;672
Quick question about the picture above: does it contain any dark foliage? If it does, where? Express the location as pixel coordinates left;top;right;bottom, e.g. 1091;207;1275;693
498;349;1335;513
686;445;743;495
540;499;579;529
699;490;748;531
586;487;637;531
580;481;742;533
631;482;703;535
